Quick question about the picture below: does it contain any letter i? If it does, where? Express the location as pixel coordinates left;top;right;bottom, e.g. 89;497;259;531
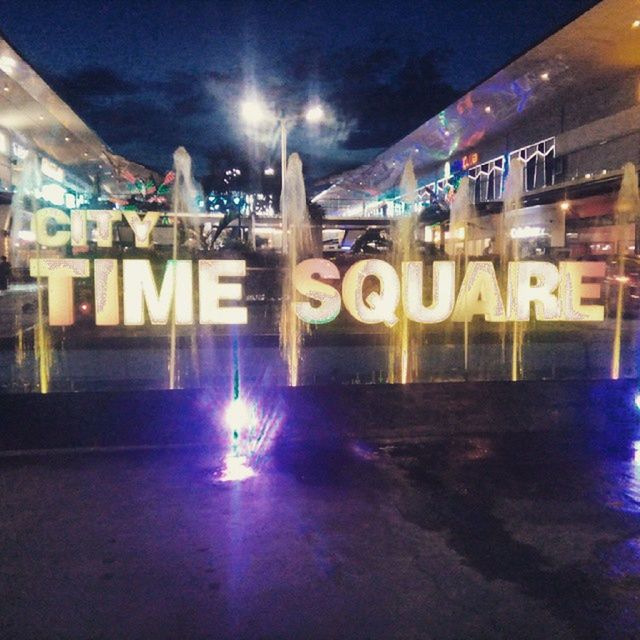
94;259;120;325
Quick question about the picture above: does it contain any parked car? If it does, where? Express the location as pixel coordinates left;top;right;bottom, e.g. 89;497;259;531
350;228;391;255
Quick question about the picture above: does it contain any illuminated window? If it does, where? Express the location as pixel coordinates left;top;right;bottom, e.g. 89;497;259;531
508;138;555;191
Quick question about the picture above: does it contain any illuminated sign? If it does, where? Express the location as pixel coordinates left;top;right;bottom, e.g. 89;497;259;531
41;183;66;206
29;208;606;327
510;226;547;239
462;152;479;170
41;157;65;183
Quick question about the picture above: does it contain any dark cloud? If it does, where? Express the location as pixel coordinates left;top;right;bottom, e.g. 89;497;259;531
50;44;456;179
54;66;138;100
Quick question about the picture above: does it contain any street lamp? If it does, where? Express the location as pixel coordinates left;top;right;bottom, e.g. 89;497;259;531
240;97;270;125
240;95;326;252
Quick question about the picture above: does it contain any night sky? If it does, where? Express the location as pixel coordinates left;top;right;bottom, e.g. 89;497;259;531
0;0;597;181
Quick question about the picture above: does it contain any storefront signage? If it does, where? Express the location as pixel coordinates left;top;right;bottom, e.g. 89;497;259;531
41;157;65;183
462;152;479;170
510;226;546;239
28;207;606;327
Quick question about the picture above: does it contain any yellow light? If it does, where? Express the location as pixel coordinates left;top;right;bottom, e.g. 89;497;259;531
29;259;90;326
540;72;550;81
123;211;160;248
560;200;570;211
632;19;640;28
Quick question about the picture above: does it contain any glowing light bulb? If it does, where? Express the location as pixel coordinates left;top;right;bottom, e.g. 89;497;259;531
540;72;550;81
264;167;275;176
241;98;269;124
305;105;324;123
224;397;254;433
560;201;570;211
632;19;640;29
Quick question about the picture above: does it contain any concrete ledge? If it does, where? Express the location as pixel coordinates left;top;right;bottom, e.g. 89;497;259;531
0;379;637;452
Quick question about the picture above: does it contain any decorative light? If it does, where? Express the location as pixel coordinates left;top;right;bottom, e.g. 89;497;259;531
264;167;275;176
224;397;254;434
484;105;491;114
2;84;9;92
240;97;270;124
305;104;324;124
632;19;640;29
560;201;570;211
540;72;550;81
444;130;450;137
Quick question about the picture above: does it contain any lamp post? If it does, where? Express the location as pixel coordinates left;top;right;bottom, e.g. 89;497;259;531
240;96;325;253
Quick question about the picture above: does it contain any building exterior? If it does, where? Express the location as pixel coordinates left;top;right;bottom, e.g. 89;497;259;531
0;30;155;259
314;0;640;259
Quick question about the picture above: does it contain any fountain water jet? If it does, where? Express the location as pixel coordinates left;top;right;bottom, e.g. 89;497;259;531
448;177;476;373
279;153;313;386
500;158;525;381
11;151;41;269
170;147;201;389
388;159;420;384
611;162;639;379
12;152;51;392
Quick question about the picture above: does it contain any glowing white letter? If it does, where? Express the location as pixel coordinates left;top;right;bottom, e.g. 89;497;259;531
294;259;341;324
123;259;193;325
342;259;400;325
198;260;247;325
507;261;561;321
402;261;455;323
29;258;90;325
86;210;122;247
94;259;120;325
558;261;605;321
452;261;506;322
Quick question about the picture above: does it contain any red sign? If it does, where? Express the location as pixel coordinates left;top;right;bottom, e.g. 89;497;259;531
462;152;479;170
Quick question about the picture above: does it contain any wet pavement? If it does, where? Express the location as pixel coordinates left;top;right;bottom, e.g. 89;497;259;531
2;429;640;639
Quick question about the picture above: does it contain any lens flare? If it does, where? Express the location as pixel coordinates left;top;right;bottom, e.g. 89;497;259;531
220;453;256;482
224;397;254;435
634;393;640;411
